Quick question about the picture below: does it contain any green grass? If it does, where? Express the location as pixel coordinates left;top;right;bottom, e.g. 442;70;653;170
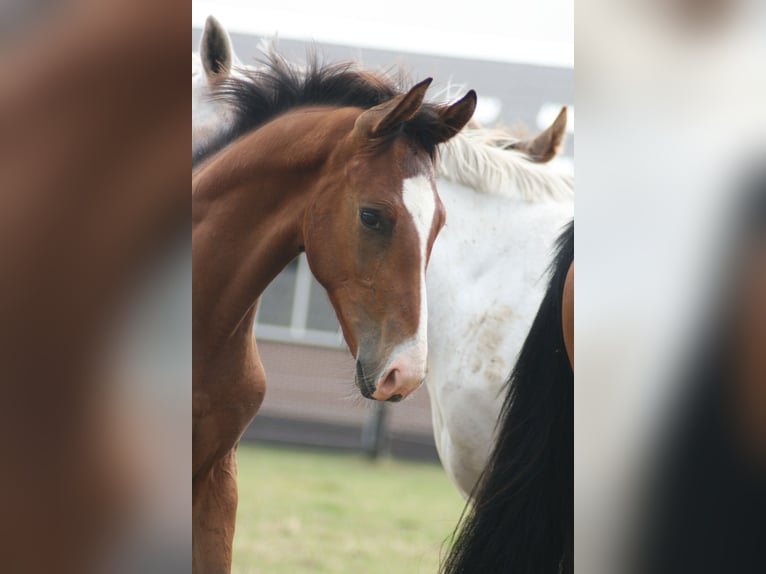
232;443;465;574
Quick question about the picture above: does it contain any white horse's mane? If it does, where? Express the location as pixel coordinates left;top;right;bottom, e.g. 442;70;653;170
438;129;574;201
427;81;574;202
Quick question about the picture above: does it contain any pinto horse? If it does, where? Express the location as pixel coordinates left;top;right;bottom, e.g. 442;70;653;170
441;221;574;574
192;50;475;572
192;16;573;499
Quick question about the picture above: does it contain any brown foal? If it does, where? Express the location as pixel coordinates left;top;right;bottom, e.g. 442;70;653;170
192;62;475;572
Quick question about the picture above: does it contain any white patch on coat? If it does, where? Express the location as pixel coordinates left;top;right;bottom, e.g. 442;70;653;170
424;177;573;497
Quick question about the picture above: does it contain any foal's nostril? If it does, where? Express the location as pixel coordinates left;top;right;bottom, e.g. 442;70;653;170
372;368;405;401
355;360;375;398
379;368;398;391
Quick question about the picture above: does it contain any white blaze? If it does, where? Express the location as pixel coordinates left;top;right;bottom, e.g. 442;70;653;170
390;174;437;374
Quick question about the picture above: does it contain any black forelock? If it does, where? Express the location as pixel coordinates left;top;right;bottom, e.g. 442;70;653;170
203;50;450;164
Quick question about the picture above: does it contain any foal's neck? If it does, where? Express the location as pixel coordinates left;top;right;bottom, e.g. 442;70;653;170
192;107;356;349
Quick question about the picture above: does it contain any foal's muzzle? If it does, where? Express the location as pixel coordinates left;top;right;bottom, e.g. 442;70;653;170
355;348;426;403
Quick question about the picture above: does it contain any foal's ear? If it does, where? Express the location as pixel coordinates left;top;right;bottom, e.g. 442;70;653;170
432;90;478;144
506;106;568;163
354;78;432;139
200;15;233;77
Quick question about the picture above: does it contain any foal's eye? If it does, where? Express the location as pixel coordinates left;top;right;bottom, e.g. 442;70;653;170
360;209;382;230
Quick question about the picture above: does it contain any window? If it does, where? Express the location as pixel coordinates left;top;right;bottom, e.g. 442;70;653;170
254;254;344;348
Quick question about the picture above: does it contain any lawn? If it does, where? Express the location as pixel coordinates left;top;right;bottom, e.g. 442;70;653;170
232;443;466;574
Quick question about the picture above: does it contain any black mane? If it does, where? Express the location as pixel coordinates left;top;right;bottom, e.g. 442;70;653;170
441;220;574;574
194;51;449;168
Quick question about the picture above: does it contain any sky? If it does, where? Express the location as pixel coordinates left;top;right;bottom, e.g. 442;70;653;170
191;0;574;68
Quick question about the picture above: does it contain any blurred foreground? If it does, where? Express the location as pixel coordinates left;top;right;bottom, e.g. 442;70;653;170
0;1;188;573
576;0;766;572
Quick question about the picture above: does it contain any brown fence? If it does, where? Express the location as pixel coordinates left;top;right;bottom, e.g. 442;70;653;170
242;340;441;461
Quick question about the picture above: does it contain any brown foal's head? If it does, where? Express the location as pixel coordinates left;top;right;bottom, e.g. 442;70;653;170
303;80;476;401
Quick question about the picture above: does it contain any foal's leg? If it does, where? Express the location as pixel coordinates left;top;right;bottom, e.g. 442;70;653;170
193;447;239;574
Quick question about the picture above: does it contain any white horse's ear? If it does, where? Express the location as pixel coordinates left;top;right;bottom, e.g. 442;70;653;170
508;106;567;163
200;16;233;78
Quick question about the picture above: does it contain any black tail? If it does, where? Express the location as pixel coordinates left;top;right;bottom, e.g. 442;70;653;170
441;220;574;574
